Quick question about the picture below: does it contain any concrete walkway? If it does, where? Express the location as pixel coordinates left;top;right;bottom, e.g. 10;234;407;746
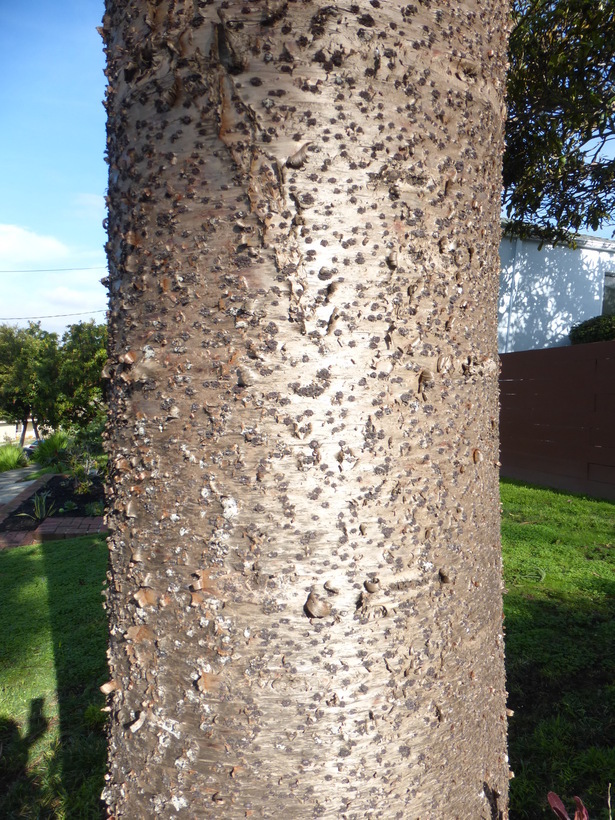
0;466;109;550
0;465;40;505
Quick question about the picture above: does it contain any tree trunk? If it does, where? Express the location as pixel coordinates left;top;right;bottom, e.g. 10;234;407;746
101;2;510;817
19;419;28;448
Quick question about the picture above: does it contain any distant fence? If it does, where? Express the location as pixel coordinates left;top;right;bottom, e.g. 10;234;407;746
499;340;615;500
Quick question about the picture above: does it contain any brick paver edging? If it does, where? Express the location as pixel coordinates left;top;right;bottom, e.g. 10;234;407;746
0;517;108;550
0;474;53;526
0;475;109;550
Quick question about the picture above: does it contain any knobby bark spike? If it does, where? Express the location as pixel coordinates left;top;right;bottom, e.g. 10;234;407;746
102;1;511;816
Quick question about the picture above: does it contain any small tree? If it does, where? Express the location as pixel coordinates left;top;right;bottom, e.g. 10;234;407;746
0;321;108;445
0;323;59;443
56;321;108;430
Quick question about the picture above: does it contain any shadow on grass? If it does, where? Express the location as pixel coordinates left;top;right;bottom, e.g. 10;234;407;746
42;535;109;818
505;575;615;820
0;700;49;813
0;536;109;818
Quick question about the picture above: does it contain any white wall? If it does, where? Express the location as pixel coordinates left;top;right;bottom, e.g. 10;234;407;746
0;420;37;443
498;235;615;353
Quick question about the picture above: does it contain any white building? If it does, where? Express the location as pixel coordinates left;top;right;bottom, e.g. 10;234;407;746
498;234;615;353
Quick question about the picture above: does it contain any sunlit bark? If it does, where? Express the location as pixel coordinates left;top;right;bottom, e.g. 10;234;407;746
101;1;510;816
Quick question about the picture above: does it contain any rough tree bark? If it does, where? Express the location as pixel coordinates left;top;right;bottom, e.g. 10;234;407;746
101;1;510;817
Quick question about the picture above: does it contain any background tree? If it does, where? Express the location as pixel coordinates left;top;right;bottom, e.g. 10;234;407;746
0;323;59;443
0;321;107;443
504;0;615;243
56;321;108;430
101;2;510;817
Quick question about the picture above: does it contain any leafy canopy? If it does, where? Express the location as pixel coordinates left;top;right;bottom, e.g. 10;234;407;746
56;321;108;427
504;0;615;243
0;321;107;432
0;323;59;429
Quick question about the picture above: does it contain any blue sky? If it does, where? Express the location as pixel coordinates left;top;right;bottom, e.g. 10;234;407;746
0;0;107;335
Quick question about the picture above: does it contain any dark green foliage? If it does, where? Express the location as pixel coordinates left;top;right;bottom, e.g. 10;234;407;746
569;314;615;344
0;321;107;434
70;414;107;455
505;0;615;244
0;323;59;431
56;322;108;429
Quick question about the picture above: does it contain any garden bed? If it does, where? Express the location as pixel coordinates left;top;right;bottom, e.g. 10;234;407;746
0;475;105;532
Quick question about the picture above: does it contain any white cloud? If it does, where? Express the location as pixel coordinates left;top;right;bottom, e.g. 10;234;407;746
0;224;70;266
0;226;107;334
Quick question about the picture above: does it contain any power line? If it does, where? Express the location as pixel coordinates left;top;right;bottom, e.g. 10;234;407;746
0;310;107;320
0;266;107;273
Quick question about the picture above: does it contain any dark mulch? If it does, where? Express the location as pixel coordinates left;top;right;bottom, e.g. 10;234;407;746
1;475;105;532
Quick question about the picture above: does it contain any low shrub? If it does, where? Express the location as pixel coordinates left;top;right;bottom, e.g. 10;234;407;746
569;314;615;344
18;489;56;522
68;413;106;456
84;501;104;517
29;431;70;471
0;443;27;472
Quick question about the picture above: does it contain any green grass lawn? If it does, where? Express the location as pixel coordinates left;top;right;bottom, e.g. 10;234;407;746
0;535;109;819
0;483;613;818
502;479;615;819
